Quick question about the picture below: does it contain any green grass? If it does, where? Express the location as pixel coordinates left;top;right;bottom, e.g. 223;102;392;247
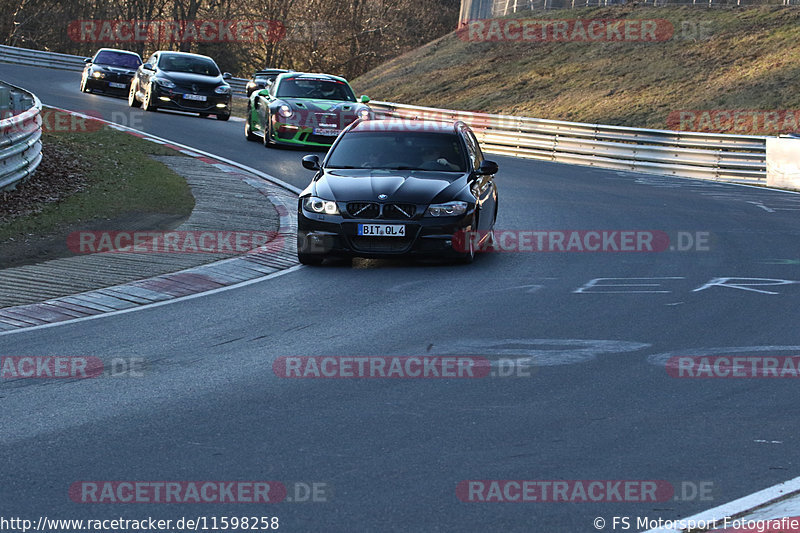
352;6;800;133
0;123;195;241
231;96;249;119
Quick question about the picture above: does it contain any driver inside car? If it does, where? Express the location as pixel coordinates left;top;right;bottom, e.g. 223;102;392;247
418;145;460;171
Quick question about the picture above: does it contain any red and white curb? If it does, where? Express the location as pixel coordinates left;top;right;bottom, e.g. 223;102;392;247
0;107;302;335
645;476;800;532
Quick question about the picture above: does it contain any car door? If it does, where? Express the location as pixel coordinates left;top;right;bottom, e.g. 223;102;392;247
251;93;266;133
461;126;497;231
257;82;278;131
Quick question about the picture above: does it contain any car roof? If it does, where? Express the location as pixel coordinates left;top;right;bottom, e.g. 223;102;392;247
275;72;350;85
156;50;216;62
94;48;141;57
253;69;289;77
349;119;463;135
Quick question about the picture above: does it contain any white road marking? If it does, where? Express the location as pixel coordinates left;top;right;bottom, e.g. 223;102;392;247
692;277;800;295
748;201;776;212
0;266;303;337
573;277;685;294
431;338;650;366
644;476;800;532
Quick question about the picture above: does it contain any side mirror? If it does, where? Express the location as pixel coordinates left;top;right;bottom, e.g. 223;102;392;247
476;160;498;176
142;63;155;71
84;58;92;63
302;155;321;171
360;95;370;104
223;72;232;79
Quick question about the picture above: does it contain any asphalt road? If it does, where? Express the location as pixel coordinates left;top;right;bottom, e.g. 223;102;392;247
2;63;800;532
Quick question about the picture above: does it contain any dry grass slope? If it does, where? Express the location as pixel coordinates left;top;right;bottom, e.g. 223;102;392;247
352;6;800;132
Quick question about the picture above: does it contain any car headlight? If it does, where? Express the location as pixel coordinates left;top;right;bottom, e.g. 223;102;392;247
154;77;176;88
91;71;105;79
303;197;339;215
215;85;231;94
358;107;371;120
425;201;469;217
278;104;293;118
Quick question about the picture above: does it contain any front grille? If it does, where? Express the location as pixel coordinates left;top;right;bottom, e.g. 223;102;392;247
383;204;416;219
350;236;413;253
347;202;380;218
315;113;338;127
105;73;130;83
305;133;337;144
177;99;210;109
174;82;217;93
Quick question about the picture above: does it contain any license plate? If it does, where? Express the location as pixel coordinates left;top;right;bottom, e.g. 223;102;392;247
108;82;126;88
313;128;340;136
183;94;207;101
358;224;405;237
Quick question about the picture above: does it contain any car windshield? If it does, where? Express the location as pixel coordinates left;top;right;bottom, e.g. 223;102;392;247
93;50;141;69
326;132;468;172
159;55;220;76
276;78;355;101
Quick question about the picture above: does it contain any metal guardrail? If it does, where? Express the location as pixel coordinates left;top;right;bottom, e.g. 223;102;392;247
0;81;43;192
0;44;250;98
0;44;87;72
369;101;767;183
0;44;768;183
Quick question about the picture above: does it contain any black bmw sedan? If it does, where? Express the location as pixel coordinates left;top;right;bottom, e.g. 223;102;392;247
80;48;142;95
128;51;232;120
297;119;499;265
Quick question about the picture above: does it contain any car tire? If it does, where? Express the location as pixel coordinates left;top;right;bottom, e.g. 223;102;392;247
297;234;324;265
244;118;259;142
297;252;324;266
455;216;478;264
142;86;157;112
456;237;476;264
199;113;210;118
483;229;497;253
216;112;230;121
128;83;141;108
262;119;274;148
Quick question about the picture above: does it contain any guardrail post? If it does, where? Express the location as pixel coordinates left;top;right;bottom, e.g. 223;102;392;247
0;86;9;113
11;92;24;112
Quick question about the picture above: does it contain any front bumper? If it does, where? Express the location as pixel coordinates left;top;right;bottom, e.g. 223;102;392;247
297;205;474;259
270;122;341;147
152;86;231;114
86;76;133;93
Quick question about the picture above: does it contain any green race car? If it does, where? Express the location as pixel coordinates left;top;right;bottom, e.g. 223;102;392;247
244;72;372;148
